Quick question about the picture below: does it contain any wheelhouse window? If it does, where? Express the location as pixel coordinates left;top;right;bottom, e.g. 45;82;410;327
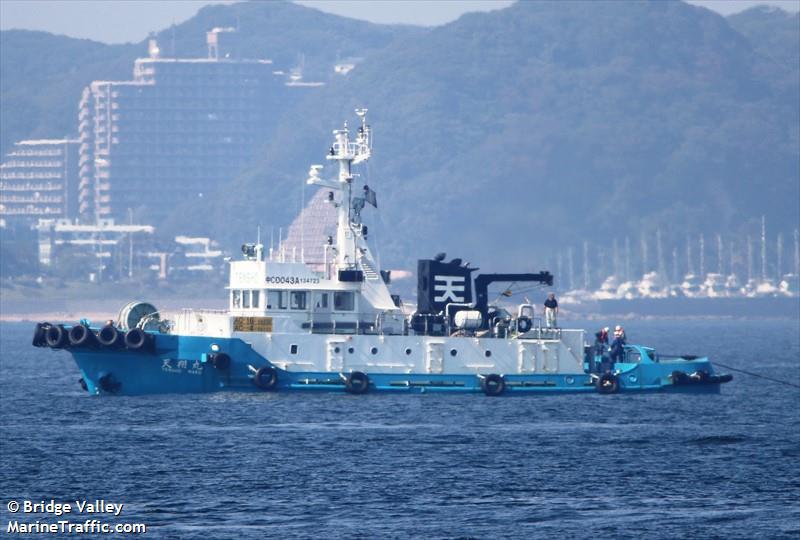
267;291;287;310
316;292;329;309
232;290;241;309
333;291;354;311
243;290;251;309
291;291;307;310
251;290;260;309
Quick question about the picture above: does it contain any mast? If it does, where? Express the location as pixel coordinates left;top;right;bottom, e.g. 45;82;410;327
760;216;767;281
308;109;372;272
795;228;800;277
699;233;705;278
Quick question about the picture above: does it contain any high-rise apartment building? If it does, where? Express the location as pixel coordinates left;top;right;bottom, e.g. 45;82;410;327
79;28;298;224
0;139;79;226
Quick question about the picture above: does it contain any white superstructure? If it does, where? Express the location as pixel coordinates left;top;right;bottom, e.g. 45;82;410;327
172;112;584;377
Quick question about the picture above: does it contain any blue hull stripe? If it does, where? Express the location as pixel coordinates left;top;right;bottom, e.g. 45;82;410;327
61;332;725;396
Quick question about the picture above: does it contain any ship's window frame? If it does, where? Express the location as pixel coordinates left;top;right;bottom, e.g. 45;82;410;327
333;291;355;311
291;291;307;310
626;351;643;364
267;290;287;310
290;344;298;355
232;290;241;309
243;290;251;309
316;292;329;309
251;290;260;309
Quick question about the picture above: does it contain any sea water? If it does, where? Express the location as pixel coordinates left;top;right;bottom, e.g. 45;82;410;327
1;319;798;539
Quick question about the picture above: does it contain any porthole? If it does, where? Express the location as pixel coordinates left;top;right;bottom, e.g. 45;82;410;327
485;350;492;358
290;344;298;355
405;348;412;355
371;347;378;355
450;348;458;357
334;346;340;354
348;347;354;354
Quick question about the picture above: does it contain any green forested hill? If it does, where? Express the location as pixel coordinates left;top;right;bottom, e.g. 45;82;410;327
195;0;800;269
1;1;798;273
0;31;139;154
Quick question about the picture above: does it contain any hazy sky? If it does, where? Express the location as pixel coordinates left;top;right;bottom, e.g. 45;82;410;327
0;0;797;44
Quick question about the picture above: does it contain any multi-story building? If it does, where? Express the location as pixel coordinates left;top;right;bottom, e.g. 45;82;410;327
78;28;301;224
0;139;79;226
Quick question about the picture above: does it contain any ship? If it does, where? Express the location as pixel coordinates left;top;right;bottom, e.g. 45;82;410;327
31;111;732;396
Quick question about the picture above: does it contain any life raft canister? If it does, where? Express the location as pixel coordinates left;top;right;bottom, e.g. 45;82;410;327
254;365;278;390
596;372;619;394
345;371;370;394
481;373;506;396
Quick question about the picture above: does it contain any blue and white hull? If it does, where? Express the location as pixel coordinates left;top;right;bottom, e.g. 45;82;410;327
38;326;730;396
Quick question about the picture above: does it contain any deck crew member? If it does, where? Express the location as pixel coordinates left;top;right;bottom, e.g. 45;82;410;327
544;292;558;328
607;326;626;368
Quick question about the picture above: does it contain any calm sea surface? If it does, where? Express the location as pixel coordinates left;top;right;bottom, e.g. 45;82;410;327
1;319;798;539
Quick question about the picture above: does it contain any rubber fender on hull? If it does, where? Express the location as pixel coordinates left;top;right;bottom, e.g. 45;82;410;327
345;371;370;394
97;325;122;348
98;374;120;393
254;366;278;390
69;324;97;348
671;371;690;385
45;325;69;349
124;328;154;352
596;372;619;394
210;353;231;370
709;374;733;384
481;373;506;396
32;322;51;347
